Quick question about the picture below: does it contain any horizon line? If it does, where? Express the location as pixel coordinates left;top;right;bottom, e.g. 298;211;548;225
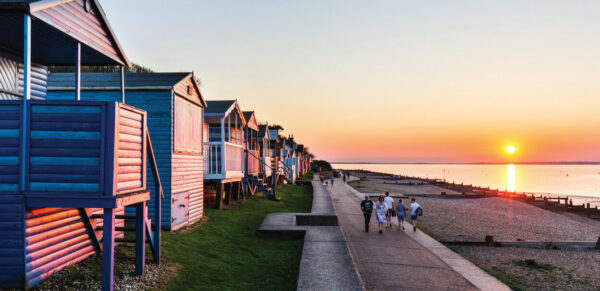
330;161;600;165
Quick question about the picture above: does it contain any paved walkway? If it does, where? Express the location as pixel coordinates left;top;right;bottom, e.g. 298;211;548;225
257;179;362;290
326;181;479;291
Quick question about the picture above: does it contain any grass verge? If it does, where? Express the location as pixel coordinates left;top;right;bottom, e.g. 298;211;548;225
162;183;313;290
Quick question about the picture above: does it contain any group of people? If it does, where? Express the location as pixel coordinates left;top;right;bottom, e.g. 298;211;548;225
360;192;422;234
319;171;351;187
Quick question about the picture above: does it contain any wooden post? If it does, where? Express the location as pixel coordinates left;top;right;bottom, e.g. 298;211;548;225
102;208;115;291
485;235;494;245
596;237;600;249
75;42;81;101
135;201;146;276
216;182;223;210
20;14;31;191
225;183;230;205
120;66;125;103
237;181;242;200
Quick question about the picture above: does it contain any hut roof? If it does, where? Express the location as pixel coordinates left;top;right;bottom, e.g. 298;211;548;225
258;124;269;138
47;72;206;107
205;100;236;114
48;72;189;88
205;100;246;125
0;0;129;66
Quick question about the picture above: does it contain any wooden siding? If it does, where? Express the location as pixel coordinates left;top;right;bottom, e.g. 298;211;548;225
24;207;124;288
171;153;203;229
173;76;203;107
173;97;203;154
28;103;103;193
0;52;48;100
32;0;122;65
0;103;20;192
116;106;144;192
0;195;24;289
47;90;174;229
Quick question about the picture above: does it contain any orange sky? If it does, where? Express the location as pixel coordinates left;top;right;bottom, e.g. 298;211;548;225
103;0;600;163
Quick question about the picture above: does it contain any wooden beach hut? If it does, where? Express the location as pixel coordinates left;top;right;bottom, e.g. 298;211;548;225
203;100;246;209
243;111;260;178
0;1;161;290
241;112;276;199
258;124;273;178
46;72;206;231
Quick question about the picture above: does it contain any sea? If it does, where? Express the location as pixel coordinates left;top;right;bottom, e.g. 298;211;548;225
332;163;600;206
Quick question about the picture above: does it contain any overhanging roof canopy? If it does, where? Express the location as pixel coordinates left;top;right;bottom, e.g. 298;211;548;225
0;0;129;66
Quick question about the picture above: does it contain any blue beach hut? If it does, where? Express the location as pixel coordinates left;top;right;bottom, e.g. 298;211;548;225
0;1;161;290
47;72;207;231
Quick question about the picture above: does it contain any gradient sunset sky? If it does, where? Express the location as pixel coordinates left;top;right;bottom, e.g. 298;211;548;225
102;0;600;163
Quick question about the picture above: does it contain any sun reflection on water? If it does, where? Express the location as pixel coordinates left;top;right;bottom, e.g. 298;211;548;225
507;164;516;192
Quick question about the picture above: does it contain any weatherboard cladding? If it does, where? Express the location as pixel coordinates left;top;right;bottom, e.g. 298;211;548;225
24;207;125;288
0;195;24;289
0;52;48;100
47;85;205;230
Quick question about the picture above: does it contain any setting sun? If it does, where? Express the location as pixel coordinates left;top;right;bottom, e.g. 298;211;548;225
506;145;516;154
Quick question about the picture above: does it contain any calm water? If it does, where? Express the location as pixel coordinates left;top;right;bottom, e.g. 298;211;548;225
333;163;600;206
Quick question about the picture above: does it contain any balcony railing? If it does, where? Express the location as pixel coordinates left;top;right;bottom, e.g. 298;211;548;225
0;100;149;208
204;141;244;180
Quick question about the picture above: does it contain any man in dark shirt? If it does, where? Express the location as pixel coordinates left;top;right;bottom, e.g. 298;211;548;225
360;195;374;232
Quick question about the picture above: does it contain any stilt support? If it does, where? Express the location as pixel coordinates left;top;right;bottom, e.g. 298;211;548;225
101;208;115;291
216;182;224;210
135;201;146;276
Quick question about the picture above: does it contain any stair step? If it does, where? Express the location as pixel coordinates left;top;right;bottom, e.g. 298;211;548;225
115;238;156;244
97;226;137;232
91;214;137;220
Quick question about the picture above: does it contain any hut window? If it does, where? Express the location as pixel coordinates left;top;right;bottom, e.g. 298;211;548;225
187;85;191;95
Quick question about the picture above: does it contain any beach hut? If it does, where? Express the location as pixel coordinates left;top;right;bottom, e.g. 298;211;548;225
258;123;273;178
46;72;206;231
243;111;260;178
282;136;297;183
0;1;161;290
203;100;246;209
241;112;276;198
296;144;306;176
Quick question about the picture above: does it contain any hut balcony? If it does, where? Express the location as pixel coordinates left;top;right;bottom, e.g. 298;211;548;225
0;100;150;208
204;141;244;180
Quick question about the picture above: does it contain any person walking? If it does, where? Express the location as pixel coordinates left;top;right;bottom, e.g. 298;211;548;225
383;192;394;228
396;198;407;231
342;174;347;183
319;174;324;185
375;195;388;234
360;195;374;232
410;198;422;232
330;174;335;187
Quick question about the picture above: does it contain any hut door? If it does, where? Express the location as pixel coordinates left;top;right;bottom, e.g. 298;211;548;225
171;193;189;228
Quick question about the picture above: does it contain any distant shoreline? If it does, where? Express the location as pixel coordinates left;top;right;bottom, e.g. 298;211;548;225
332;161;600;165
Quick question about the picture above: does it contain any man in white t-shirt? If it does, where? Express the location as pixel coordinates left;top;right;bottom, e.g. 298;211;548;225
410;198;421;232
383;192;394;228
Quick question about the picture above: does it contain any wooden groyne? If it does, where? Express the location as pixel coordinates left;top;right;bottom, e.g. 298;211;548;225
346;169;600;221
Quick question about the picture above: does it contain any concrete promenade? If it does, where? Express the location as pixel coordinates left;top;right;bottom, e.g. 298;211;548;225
327;179;498;290
258;179;363;290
